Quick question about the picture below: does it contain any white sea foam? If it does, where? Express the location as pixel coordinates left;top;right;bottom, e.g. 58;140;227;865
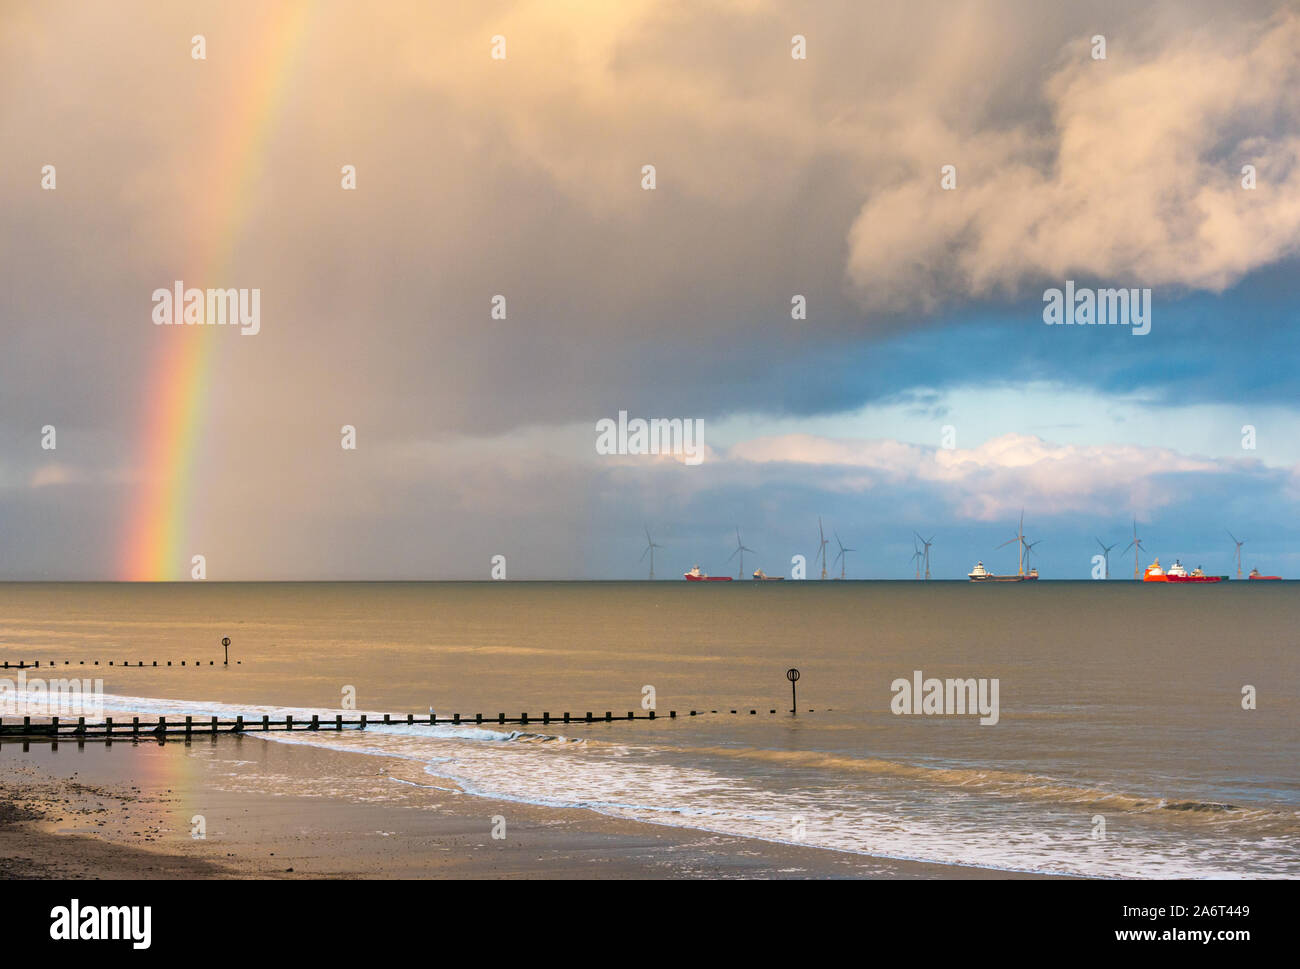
65;689;1300;879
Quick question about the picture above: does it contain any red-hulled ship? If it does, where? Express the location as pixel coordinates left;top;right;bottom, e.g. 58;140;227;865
684;565;732;581
1248;568;1282;580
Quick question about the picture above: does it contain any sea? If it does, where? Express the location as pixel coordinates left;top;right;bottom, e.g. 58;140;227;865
2;580;1297;878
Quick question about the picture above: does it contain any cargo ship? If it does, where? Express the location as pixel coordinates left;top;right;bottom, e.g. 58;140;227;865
1248;568;1282;580
970;512;1041;581
751;569;785;581
1143;559;1227;583
967;561;1039;582
684;565;732;581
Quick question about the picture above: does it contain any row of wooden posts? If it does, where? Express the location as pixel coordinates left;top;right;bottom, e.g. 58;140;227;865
0;706;814;743
1;639;237;669
1;660;238;668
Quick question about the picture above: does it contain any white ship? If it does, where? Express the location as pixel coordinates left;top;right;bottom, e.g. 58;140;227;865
968;560;1038;582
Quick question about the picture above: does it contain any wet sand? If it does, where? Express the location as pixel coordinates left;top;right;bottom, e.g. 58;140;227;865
0;738;1053;879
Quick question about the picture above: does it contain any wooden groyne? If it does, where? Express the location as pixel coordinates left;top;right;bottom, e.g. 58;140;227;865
0;710;681;744
1;637;239;669
1;660;239;669
0;706;815;745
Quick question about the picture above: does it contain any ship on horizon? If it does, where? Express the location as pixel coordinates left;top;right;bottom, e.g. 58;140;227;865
684;565;732;581
752;569;785;581
968;560;1039;582
1142;558;1227;583
969;512;1040;581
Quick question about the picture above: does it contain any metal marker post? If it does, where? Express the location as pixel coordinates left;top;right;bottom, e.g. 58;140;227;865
786;667;800;714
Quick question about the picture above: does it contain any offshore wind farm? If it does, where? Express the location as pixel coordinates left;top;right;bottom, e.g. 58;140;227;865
641;516;1284;581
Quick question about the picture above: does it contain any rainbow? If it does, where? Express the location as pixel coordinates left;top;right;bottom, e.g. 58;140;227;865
121;2;314;581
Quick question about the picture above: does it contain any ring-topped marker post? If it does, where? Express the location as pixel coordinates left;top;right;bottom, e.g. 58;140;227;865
786;667;800;714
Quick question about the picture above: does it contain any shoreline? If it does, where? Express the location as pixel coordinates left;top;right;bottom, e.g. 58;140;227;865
0;738;1059;880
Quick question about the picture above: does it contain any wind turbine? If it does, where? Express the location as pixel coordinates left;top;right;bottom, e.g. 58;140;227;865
728;527;755;579
1023;539;1043;570
997;510;1029;577
640;526;662;580
833;533;855;579
1122;519;1144;580
813;517;829;580
914;532;934;580
1228;531;1245;580
1096;537;1117;579
910;535;923;579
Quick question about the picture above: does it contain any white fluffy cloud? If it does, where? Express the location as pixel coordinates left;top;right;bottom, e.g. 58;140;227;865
845;10;1300;312
729;431;1225;519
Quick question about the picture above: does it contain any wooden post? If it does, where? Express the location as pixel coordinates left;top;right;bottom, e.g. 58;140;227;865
23;715;30;734
453;713;461;724
106;717;113;736
359;714;367;731
407;713;413;725
336;715;342;731
605;711;612;722
649;711;656;719
563;712;570;723
211;716;219;733
309;715;319;731
235;715;244;733
475;713;482;724
262;714;269;731
383;714;390;725
627;711;634;720
286;714;293;732
521;712;528;724
586;712;592;722
132;716;139;737
185;716;192;738
498;712;505;724
52;716;60;735
543;712;550;724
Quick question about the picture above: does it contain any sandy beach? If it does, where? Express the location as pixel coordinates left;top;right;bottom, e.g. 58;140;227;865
0;737;1049;880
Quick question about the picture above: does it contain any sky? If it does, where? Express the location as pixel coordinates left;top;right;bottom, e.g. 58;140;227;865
1;0;1298;580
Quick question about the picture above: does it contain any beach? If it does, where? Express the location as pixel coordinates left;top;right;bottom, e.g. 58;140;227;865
0;737;1039;879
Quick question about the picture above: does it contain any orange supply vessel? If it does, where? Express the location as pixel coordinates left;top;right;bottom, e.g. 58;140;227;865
1143;559;1226;583
684;565;732;581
